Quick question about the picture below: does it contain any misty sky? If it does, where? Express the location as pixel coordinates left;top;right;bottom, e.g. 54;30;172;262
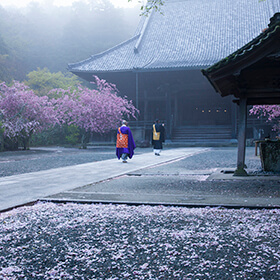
0;0;141;8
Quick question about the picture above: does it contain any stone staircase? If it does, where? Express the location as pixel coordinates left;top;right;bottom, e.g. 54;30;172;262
171;125;235;144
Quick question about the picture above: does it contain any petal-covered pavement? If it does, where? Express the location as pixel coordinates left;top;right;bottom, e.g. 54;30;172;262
0;202;279;279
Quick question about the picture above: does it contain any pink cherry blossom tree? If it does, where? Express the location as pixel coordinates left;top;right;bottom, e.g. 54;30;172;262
52;76;138;148
0;77;138;150
0;81;58;150
250;105;280;138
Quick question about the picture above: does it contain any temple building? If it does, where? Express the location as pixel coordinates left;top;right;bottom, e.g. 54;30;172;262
68;0;280;143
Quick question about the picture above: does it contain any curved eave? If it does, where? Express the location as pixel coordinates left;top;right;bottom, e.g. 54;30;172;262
70;64;211;76
70;68;134;74
67;34;140;71
138;65;210;72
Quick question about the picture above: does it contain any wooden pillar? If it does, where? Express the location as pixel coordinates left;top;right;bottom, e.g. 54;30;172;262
231;97;238;139
144;90;148;123
165;91;171;140
135;72;140;127
135;72;139;109
143;90;149;140
234;97;248;176
174;94;178;127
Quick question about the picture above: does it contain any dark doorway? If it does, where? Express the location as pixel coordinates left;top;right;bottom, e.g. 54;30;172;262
176;91;232;126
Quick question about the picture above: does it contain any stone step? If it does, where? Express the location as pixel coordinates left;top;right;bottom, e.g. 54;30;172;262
172;126;233;141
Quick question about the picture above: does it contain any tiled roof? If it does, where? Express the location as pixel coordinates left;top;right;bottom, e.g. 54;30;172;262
202;13;280;75
68;0;280;74
201;13;280;99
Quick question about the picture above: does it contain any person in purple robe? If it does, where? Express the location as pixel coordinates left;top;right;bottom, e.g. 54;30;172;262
116;120;136;163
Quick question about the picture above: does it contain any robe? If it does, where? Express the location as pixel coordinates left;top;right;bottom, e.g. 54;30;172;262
152;123;165;149
116;126;136;159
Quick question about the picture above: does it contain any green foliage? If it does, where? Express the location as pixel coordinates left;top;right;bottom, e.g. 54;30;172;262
129;0;164;16
30;124;82;147
0;122;4;134
0;121;4;152
3;137;18;151
25;68;80;96
30;125;64;146
65;125;80;145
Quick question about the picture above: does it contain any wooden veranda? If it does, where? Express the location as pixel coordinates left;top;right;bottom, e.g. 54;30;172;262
202;13;280;175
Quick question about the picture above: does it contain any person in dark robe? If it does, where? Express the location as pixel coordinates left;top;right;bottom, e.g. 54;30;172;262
152;119;165;156
116;120;136;163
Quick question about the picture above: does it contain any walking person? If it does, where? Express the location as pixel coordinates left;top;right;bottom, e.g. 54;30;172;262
116;120;136;163
152;119;165;156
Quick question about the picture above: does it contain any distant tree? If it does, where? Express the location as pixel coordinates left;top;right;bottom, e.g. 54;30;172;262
0;81;58;150
250;105;280;137
0;53;10;82
131;0;267;15
129;0;164;15
0;1;140;81
52;76;138;148
25;68;80;96
0;18;26;83
0;6;30;81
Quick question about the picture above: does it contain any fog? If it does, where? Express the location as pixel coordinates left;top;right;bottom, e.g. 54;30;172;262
0;0;141;82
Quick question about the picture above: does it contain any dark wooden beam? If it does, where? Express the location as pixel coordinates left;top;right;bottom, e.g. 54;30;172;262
234;97;248;176
247;98;280;105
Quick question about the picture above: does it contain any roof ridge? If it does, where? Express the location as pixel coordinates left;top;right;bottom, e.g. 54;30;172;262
134;10;154;54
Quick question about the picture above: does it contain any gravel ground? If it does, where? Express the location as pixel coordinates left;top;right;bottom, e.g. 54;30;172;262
135;147;263;174
0;146;151;178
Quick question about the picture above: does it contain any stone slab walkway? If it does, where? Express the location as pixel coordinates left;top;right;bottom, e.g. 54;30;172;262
0;148;205;211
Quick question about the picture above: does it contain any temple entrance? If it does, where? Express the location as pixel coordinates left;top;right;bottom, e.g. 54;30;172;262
142;99;166;123
175;91;232;126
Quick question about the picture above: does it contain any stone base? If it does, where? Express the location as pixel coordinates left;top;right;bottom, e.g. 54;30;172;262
233;168;248;176
130;127;145;143
260;141;280;172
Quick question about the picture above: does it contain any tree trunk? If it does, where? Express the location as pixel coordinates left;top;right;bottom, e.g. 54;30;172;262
81;132;87;149
0;133;4;152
